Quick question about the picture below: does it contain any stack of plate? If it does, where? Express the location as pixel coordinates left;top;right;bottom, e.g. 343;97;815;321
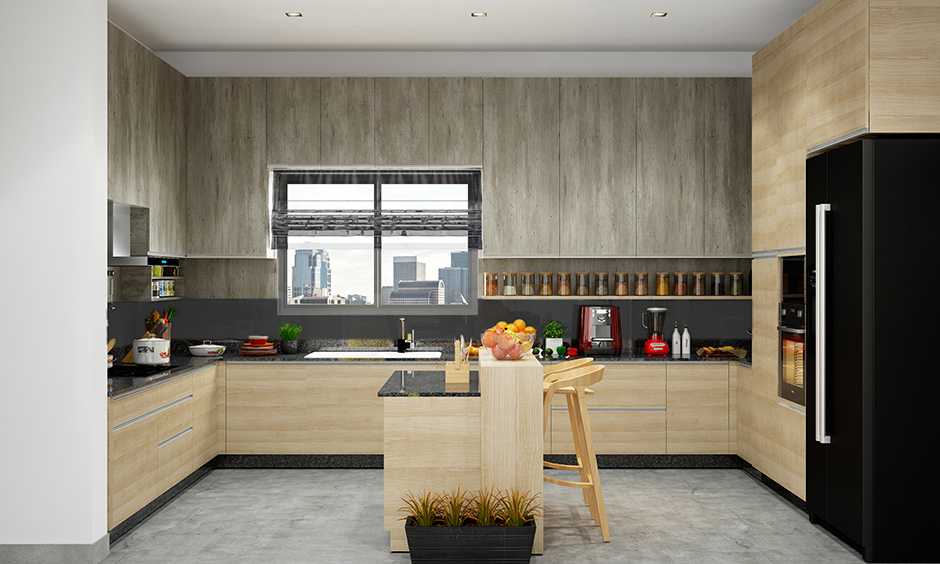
240;340;276;356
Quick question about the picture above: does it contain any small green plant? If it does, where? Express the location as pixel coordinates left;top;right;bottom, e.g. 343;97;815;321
437;487;470;527
501;489;542;527
469;487;504;527
543;320;564;339
401;487;542;527
279;323;303;340
400;491;440;527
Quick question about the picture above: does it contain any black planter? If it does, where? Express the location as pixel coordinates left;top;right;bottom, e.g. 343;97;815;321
404;521;536;564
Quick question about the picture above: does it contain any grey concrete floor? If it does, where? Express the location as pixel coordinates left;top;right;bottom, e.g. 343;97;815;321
104;468;864;563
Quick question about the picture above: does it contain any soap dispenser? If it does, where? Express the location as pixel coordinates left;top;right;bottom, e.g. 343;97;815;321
671;322;681;358
681;323;691;359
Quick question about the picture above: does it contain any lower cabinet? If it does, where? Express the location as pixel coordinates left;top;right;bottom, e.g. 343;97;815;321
666;363;730;454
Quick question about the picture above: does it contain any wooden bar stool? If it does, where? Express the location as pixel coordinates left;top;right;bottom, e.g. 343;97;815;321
543;358;595;397
542;364;610;542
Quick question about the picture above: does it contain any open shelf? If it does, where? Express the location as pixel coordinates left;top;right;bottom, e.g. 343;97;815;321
480;295;751;300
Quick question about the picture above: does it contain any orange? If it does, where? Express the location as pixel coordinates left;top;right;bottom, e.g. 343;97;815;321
523;326;537;334
512;319;527;332
496;321;509;330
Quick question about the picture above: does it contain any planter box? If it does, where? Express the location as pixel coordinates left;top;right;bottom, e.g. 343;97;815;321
405;522;536;564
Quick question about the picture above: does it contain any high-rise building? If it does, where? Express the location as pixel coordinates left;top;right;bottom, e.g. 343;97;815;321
450;251;468;269
438;267;468;305
393;256;425;288
292;249;331;297
388;280;445;305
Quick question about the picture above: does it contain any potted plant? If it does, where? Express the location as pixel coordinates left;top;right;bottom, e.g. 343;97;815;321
402;487;541;564
543;320;564;358
278;323;302;354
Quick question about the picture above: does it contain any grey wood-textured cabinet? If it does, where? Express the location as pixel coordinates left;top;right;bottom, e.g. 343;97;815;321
320;77;374;165
704;78;751;255
429;77;483;165
559;78;638;255
482;78;560;256
265;78;320;165
375;78;429;165
186;77;268;256
636;78;707;255
108;23;187;256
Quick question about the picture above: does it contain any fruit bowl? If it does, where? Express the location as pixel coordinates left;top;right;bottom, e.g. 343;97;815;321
481;327;535;361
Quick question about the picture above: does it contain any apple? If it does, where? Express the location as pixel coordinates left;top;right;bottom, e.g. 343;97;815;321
491;345;508;359
508;343;523;358
481;330;497;348
497;332;516;350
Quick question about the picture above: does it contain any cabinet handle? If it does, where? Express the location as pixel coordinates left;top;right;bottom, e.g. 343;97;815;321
158;427;193;448
815;203;831;444
113;394;193;432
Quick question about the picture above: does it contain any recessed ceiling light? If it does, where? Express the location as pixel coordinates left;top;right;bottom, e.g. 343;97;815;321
650;12;667;18
471;12;487;18
285;12;303;18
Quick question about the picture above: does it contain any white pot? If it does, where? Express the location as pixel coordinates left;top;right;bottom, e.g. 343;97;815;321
134;337;171;365
544;337;564;357
189;342;226;357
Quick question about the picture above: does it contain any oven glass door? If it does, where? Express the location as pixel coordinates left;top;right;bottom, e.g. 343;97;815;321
779;331;805;405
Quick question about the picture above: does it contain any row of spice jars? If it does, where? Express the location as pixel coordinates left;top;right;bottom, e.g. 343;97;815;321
484;271;745;296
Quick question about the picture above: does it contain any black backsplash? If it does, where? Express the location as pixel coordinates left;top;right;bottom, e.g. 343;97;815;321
108;298;751;348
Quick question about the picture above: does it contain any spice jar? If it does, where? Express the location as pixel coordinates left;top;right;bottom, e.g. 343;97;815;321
520;272;536;296
655;272;670;296
729;272;744;296
674;273;689;296
634;272;649;296
502;272;517;296
557;272;572;296
539;272;553;296
484;272;499;296
710;272;725;296
575;272;590;296
595;272;609;296
691;272;706;296
614;272;630;296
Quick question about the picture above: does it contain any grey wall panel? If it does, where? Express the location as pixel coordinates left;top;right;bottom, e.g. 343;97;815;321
375;77;429;165
320;77;374;164
429;77;483;165
559;78;637;255
266;78;320;165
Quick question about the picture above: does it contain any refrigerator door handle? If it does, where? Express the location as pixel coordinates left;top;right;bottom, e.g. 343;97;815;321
815;203;831;444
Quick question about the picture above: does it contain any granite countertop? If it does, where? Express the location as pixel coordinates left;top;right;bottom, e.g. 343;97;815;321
377;370;480;397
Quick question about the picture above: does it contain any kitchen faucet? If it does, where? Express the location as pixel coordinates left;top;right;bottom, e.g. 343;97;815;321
396;318;413;353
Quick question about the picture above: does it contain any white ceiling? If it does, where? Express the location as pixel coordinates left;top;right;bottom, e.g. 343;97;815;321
108;0;821;77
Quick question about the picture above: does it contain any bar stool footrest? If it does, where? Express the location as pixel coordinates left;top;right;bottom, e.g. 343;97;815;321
544;475;592;489
544;460;583;471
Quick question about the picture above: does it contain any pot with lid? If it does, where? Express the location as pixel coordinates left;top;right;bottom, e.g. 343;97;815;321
134;337;170;365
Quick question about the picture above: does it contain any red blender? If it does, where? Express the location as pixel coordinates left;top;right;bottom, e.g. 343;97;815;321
641;307;669;356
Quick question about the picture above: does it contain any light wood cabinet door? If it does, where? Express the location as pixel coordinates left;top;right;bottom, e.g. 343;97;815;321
375;77;429;165
266;78;320;165
109;402;161;529
559;78;637;256
666;364;730;454
636;78;706;255
192;365;222;469
482;78;560;255
429;77;483;165
156;395;194;494
186;77;267;256
321;77;375;164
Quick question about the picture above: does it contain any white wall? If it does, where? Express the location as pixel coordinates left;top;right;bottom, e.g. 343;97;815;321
0;0;108;546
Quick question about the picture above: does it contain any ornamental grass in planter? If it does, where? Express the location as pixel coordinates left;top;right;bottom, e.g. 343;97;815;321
401;487;541;564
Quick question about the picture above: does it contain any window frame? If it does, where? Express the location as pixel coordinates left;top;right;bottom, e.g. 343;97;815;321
273;167;480;317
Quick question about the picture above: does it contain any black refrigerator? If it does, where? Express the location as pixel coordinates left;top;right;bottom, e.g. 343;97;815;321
805;137;940;563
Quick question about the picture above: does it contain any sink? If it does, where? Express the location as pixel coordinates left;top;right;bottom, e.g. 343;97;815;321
305;347;442;360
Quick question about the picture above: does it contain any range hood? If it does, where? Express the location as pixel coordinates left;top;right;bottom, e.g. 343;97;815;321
108;201;178;267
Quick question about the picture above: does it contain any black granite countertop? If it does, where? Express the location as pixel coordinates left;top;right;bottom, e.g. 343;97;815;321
377;370;480;397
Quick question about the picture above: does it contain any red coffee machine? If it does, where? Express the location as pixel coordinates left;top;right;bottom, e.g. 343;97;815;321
641;307;669;356
578;306;622;357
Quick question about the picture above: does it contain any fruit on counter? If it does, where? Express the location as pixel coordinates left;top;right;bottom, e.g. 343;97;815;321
567;347;579;357
481;318;535;360
512;319;527;332
491;346;509;359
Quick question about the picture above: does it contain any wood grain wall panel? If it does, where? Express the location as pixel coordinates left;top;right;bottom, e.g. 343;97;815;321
182;258;277;299
704;78;752;255
482;78;560;256
375;78;429;165
265;78;320;164
186;78;267;256
320;77;374;164
869;0;940;133
559;78;637;255
665;364;730;454
636;78;706;255
429;77;483;164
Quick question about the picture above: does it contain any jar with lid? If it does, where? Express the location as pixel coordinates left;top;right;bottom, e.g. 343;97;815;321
729;272;744;296
484;272;498;296
557;273;572;296
710;272;725;296
575;272;590;296
539;272;553;296
691;272;706;296
520;272;536;296
673;272;689;296
655;272;670;296
634;272;649;296
595;272;609;296
502;272;518;296
614;272;630;296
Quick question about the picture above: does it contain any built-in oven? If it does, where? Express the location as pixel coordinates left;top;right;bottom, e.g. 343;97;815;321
778;256;805;406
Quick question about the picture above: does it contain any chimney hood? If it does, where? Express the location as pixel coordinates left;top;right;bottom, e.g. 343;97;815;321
108;201;178;267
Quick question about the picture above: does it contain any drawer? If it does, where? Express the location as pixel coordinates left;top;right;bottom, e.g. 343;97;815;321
111;373;193;427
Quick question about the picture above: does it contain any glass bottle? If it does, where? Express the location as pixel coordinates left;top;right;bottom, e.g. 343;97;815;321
614;272;630;296
729;272;744;296
595;272;609;296
691;272;706;296
673;272;688;296
710;272;725;296
520;272;536;296
484;272;499;296
655;272;670;296
575;272;590;296
634;272;649;296
539;272;554;296
502;272;517;296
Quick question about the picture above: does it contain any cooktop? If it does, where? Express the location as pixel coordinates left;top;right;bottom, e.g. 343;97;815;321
108;364;178;378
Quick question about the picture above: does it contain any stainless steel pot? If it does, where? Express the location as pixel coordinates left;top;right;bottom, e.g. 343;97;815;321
133;337;170;365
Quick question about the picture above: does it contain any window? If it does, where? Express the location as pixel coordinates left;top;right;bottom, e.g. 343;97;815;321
272;169;481;315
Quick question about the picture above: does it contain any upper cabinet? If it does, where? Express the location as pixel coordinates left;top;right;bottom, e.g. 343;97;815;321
375;78;430;165
265;78;320;165
429;78;483;165
321;78;375;165
186;78;268;256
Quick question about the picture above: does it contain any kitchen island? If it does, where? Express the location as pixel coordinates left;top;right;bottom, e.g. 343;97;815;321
380;352;544;554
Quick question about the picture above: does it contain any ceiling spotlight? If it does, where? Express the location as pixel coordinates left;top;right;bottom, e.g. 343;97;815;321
650;12;667;18
285;12;303;17
471;12;488;18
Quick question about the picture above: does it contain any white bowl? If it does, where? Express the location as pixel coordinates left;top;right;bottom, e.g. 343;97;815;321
189;343;226;357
